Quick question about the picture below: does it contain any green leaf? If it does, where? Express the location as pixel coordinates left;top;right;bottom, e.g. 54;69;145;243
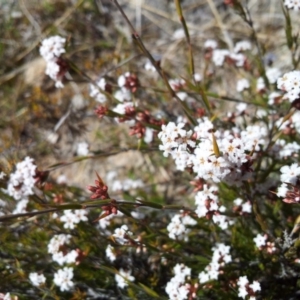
138;283;160;298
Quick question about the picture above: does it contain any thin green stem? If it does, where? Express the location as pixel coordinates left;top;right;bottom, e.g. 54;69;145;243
109;0;197;125
174;0;195;77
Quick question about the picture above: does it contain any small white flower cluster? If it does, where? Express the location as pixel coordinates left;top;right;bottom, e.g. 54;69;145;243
90;77;108;103
204;39;218;49
30;234;77;292
115;72;133;103
282;109;300;131
12;198;29;214
253;234;276;254
169;78;189;102
105;244;116;262
111;178;144;192
277;70;300;102
165;264;192;300
144;60;156;72
112;224;133;245
39;36;66;88
284;0;300;10
277;163;300;201
271;138;300;159
60;209;88;230
237;276;261;299
268;91;282;105
29;272;46;287
158;121;195;170
233;198;252;214
199;243;231;284
53;267;74;292
76;142;90;156
236;78;250;92
0;293;11;300
210;40;251;67
7;156;36;201
158;118;266;185
48;234;78;266
113;73;135;124
195;184;233;229
167;213;197;241
256;67;282;92
98;210;123;230
115;268;135;289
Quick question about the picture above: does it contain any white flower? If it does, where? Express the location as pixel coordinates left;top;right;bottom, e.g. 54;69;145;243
65;250;79;264
1;293;11;300
144;60;156;72
234;40;251;53
212;49;230;66
199;271;210;283
277;70;300;102
236;78;250;92
241;202;252;213
277;183;288;198
53;267;74;292
76;142;90;156
204;39;218;49
229;53;246;67
266;67;281;84
39;36;66;62
113;225;132;245
253;233;267;248
198;244;231;284
57;175;68;184
114;89;131;102
249;280;261;292
60;209;88;229
172;28;185;40
12;198;28;214
40;36;66;88
106;245;116;262
284;0;300;10
90;77;107;103
115;268;135;289
193;73;202;82
166;264;191;299
238;285;249;299
256;77;265;92
60;210;77;230
280;163;300;185
144;127;154;144
53;251;68;266
29;272;46;287
7;156;36;200
237;275;249;286
48;234;71;255
268;91;282;105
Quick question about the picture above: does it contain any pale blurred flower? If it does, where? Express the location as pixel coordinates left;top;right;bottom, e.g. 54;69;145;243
7;156;36;200
234;40;251;53
236;78;250;92
277;70;300;102
115;269;135;289
284;0;300;10
29;272;46;287
106;245;116;262
53;267;74;292
12;199;28;214
280;163;300;185
204;39;218;49
76;142;90;156
40;36;66;62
